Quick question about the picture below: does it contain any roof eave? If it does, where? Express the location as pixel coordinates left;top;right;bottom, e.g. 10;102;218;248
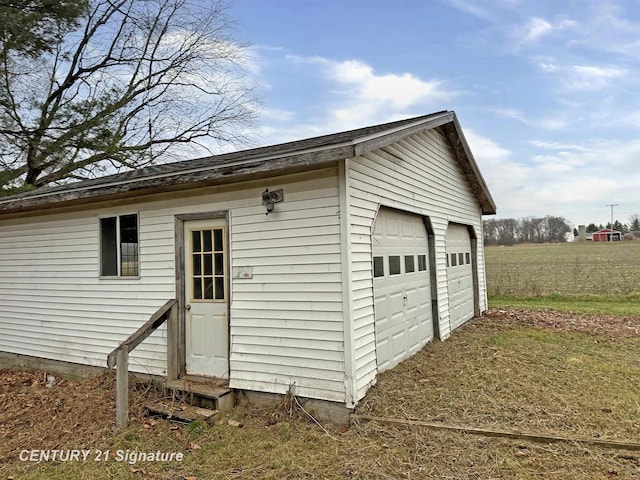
439;117;497;216
0;145;353;215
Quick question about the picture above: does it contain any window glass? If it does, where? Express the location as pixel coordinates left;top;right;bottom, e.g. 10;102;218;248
405;255;415;273
215;277;225;300
213;229;223;251
203;277;214;300
451;253;457;267
466;252;471;265
203;230;212;252
193;254;201;275
458;253;464;266
389;256;401;275
373;256;384;277
192;231;201;252
100;217;117;276
203;253;213;276
418;254;427;271
119;215;139;276
101;214;138;277
214;253;224;275
191;227;226;301
193;278;202;299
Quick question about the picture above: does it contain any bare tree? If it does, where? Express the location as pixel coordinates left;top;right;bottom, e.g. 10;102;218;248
484;215;571;245
0;0;256;194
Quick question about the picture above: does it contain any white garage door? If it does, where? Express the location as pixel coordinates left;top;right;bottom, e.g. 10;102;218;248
446;224;475;330
372;208;433;372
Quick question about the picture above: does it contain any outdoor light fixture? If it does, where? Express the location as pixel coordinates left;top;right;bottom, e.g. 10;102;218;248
262;188;284;215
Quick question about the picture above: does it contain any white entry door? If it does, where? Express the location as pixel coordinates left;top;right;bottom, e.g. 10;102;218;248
184;218;229;378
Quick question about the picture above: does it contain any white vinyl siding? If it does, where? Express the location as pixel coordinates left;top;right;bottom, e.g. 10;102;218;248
347;129;487;401
0;214;172;375
0;168;346;402
228;170;345;402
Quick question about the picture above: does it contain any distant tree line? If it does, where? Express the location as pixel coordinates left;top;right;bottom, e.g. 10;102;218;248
483;216;572;246
578;214;640;237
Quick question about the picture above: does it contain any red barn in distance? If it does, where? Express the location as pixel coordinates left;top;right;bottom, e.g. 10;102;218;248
592;228;622;241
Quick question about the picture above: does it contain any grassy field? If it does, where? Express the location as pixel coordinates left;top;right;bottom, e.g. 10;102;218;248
485;241;640;315
2;311;639;479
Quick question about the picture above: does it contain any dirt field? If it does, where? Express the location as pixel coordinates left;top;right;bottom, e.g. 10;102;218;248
2;309;640;479
485;241;640;297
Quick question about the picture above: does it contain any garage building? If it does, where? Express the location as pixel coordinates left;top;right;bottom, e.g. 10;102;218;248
0;111;496;414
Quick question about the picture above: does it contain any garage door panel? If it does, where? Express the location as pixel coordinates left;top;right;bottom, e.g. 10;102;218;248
446;224;475;330
373;208;434;373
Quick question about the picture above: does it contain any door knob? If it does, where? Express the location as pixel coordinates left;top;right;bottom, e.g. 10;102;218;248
185;304;191;311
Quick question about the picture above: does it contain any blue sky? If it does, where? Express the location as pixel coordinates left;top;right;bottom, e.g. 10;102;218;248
226;0;640;228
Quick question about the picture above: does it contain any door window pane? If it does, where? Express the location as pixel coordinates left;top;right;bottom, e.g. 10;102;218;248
214;253;224;275
203;277;214;299
192;231;201;252
418;254;427;271
193;278;202;300
203;253;213;276
193;254;201;275
190;227;226;302
405;255;415;273
203;230;212;252
214;229;223;251
389;256;401;275
215;277;225;300
373;256;384;277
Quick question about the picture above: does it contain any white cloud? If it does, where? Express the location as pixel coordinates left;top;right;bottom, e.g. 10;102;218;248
442;0;494;20
280;54;455;133
532;57;627;91
511;16;577;50
529;141;590;152
522;17;553;43
491;108;527;123
329;59;447;110
465;129;640;224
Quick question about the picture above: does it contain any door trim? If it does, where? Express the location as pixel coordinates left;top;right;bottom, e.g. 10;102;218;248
174;211;230;379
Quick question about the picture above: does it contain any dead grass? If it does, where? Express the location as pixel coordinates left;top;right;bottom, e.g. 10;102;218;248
2;309;640;479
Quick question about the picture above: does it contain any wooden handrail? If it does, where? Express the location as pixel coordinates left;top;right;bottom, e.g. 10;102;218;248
107;298;177;428
107;298;177;367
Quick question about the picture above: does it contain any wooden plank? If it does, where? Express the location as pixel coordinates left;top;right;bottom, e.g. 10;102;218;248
115;348;129;428
165;379;231;399
107;299;177;368
352;415;640;451
166;301;179;381
145;402;218;423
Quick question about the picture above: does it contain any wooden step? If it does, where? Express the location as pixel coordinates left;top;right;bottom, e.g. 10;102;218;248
145;401;218;423
164;377;234;412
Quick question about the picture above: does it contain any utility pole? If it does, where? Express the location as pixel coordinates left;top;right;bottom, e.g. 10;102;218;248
606;203;618;242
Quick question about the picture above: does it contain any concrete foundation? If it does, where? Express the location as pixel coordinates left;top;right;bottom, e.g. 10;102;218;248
239;390;353;425
0;351;107;380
